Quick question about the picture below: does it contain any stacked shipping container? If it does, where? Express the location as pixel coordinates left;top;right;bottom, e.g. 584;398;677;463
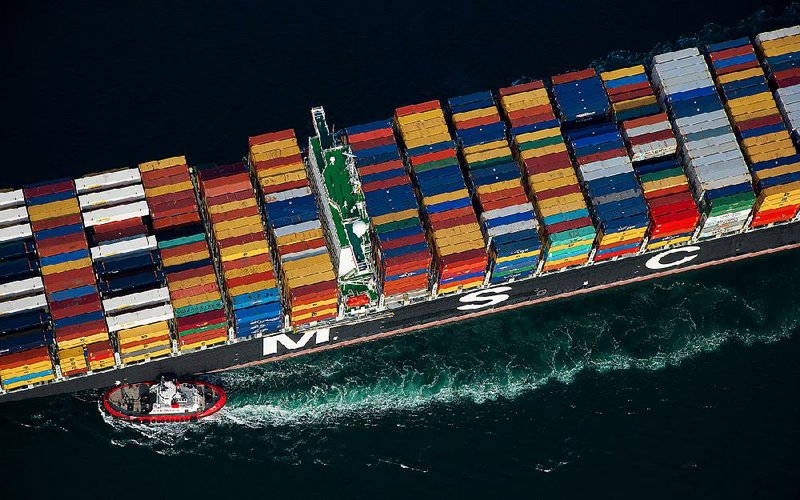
138;157;228;350
23;180;115;372
445;91;542;283
706;38;800;227
343;120;432;302
77;169;173;365
498;81;596;271
600;65;699;250
249;131;338;326
652;48;756;239
394;101;487;293
198;162;283;335
0;190;57;390
554;70;649;261
755;27;800;133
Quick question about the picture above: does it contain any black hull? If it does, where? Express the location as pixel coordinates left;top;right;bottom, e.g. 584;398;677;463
3;221;800;403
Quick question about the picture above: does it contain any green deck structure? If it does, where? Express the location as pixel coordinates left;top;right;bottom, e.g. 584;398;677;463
307;107;379;312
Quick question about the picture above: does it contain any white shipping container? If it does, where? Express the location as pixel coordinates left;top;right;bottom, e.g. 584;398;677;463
0;190;25;209
75;168;141;194
78;184;145;209
487;219;537;238
0;206;29;226
0;293;47;315
262;186;312;203
0;223;32;243
82;200;150;227
581;161;631;182
106;304;174;332
624;119;672;137
756;25;800;44
0;277;44;299
653;47;701;65
91;235;156;260
282;245;327;263
273;219;322;238
102;287;171;313
481;203;534;222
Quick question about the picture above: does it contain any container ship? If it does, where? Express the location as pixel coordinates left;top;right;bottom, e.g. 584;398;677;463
2;26;800;403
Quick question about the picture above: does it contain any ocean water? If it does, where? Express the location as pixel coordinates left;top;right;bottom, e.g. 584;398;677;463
2;1;800;498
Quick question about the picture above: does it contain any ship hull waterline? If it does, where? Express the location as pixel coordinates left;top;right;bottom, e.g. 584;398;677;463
1;220;799;404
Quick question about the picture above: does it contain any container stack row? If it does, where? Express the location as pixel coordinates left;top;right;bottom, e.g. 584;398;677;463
138;157;228;351
198;162;283;336
553;69;649;261
755;27;800;133
601;65;699;250
394;100;487;294
24;180;115;371
446;91;542;283
342;119;432;302
77;169;173;365
652;48;756;239
707;38;800;228
249;130;339;326
0;190;57;390
498;81;596;272
601;65;678;162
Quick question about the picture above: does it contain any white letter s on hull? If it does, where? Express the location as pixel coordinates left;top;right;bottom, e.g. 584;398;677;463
457;286;512;311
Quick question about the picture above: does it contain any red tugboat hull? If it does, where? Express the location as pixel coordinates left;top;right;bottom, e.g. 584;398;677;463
102;380;226;423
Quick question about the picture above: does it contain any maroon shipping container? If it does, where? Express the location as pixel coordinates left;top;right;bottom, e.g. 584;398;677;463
166;264;217;283
42;268;97;293
36;234;89;258
523;151;573;175
217;231;265;249
551;69;596;85
253;153;303;171
545;217;594;234
176;308;227;331
499;80;545;97
249;129;295;146
427;206;474;226
23;180;74;198
577;148;627;164
56;319;107;340
29;213;83;232
209;206;261;224
357;159;405;176
349;134;396;151
429;214;476;232
261;178;310;195
220;253;271;272
362;176;409;192
380;232;426;252
628;129;676;146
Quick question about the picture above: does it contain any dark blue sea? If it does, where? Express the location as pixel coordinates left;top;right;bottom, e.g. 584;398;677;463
2;1;800;498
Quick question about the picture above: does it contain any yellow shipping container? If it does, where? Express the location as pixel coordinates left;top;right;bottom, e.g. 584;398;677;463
27;199;80;221
424;189;469;206
171;290;222;309
439;279;483;295
276;227;324;246
285;269;336;288
530;167;578;186
404;133;452;150
464;140;508;155
215;222;265;241
600;65;645;81
538;192;585;210
500;90;550;111
162;251;209;268
180;335;227;351
641;176;688;193
538;200;586;217
117;321;170;343
283;253;331;272
291;307;339;323
518;142;568;158
213;215;263;234
1;360;54;379
292;296;338;313
761;36;800;56
228;280;277;297
647;236;692;250
147;181;192;197
250;146;301;163
257;170;308;187
542;254;587;270
284;262;334;281
256;161;306;177
434;223;481;241
752;161;800;182
58;346;84;361
748;146;797;164
88;358;116;371
495;249;540;263
58;331;109;350
208;198;257;215
613;95;658;113
715;67;764;85
224;263;272;280
599;227;647;245
396;108;445;124
250;137;300;155
170;274;217;291
41;257;92;276
220;241;270;262
371;208;419;226
476;179;519;195
453;106;499;123
466;147;511;164
745;141;796;160
437;238;484;256
120;336;171;353
122;348;172;364
516;127;561;143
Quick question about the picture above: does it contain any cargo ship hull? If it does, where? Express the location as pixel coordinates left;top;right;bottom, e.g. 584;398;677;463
2;220;798;404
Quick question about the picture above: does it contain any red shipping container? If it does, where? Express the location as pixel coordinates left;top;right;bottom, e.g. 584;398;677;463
643;184;692;201
166;264;215;284
439;248;487;270
148;198;198;219
36;234;89;258
205;189;253;206
202;178;253;199
153;212;201;231
0;349;50;370
383;251;432;273
221;253;271;273
710;44;753;61
348;134;396;151
499;80;545;96
551;69;596;85
347;127;394;144
594;246;638;261
610;87;654;104
606;81;652;96
358;159;404;176
226;270;275;290
395;100;440;117
523;151;573;175
24;180;74;198
457;114;500;130
29;212;83;232
717;60;760;76
477;185;527;205
628;129;676;146
50;294;101;319
253;153;303;172
56;319;107;340
43;268;98;293
536;183;583;201
736;113;784;132
179;328;228;346
170;282;220;301
429;213;475;232
427;206;475;226
545;217;593;234
362;175;409;192
260;178;310;195
409;148;456;167
249;129;295;146
279;237;327;256
380;232;426;252
119;334;172;351
578;148;627;164
543;257;588;271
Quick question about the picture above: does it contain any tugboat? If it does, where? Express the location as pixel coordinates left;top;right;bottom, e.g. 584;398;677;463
102;378;226;423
